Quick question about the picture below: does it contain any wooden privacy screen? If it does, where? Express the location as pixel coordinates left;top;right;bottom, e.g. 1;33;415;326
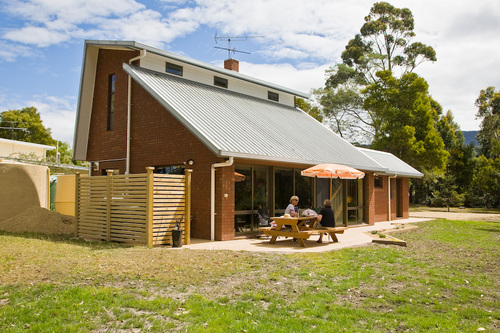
75;167;192;247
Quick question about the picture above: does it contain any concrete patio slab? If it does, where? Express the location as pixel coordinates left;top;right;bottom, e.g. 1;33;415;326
183;217;432;253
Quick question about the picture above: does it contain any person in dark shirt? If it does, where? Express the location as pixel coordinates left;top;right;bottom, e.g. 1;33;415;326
316;199;335;243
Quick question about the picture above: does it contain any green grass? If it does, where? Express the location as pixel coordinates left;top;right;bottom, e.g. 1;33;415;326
1;220;499;332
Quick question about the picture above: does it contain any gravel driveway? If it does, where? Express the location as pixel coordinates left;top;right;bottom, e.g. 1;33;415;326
409;210;500;222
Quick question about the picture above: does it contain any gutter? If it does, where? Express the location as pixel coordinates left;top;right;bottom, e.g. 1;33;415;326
210;157;234;241
126;50;147;175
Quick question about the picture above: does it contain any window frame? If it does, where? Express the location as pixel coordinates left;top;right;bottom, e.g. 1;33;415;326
213;76;228;88
268;91;279;102
107;73;116;131
165;62;183;76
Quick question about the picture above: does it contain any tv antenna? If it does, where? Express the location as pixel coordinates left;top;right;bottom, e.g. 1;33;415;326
214;33;264;58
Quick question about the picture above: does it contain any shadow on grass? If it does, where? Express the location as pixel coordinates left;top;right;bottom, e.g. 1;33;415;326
0;230;132;250
474;226;500;233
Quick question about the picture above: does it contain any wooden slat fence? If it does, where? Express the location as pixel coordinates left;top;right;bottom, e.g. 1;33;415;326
75;167;191;246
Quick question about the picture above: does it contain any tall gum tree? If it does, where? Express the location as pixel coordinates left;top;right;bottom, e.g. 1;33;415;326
319;1;436;145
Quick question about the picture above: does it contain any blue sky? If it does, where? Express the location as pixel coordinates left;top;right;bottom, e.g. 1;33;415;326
1;0;499;145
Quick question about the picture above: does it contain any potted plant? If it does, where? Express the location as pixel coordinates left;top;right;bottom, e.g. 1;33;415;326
172;216;183;248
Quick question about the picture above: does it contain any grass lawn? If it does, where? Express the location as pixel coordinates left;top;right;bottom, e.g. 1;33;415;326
1;219;499;332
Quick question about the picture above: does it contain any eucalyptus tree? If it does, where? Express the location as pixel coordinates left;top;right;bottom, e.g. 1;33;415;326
318;1;436;144
475;86;500;159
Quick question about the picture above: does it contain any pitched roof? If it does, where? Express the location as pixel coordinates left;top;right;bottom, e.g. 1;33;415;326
123;64;388;172
358;148;423;178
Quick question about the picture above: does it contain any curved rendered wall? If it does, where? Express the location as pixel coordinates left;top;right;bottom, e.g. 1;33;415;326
0;161;49;222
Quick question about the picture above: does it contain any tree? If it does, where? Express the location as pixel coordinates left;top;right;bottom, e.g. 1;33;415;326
436;110;475;194
363;70;448;174
0;107;77;167
475;86;500;159
0;107;55;145
341;1;436;83
430;174;464;211
296;98;323;123
319;2;436;144
466;155;500;208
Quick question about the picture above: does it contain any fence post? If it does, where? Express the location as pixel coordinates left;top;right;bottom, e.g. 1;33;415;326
75;172;80;238
106;170;113;242
146;167;154;247
184;169;192;245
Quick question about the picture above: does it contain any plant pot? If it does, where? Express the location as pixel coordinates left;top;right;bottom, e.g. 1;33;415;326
172;229;183;248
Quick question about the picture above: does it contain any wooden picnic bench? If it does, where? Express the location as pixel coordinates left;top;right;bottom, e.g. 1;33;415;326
259;216;347;247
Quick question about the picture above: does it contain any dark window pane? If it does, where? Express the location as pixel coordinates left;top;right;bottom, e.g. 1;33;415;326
154;165;184;174
214;76;228;88
295;170;312;208
235;167;252;211
253;167;268;210
107;74;115;131
165;62;183;76
268;91;279;102
274;169;293;210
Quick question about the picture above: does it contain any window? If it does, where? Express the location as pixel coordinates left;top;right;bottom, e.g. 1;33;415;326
154;165;185;174
214;76;228;88
268;91;279;102
374;176;383;188
165;62;183;76
107;74;116;131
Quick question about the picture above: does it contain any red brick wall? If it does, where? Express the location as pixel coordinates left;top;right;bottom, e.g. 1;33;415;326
373;176;389;222
364;172;375;225
87;49;139;173
86;49;233;240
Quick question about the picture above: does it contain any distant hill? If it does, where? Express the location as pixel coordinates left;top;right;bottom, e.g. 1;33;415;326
462;130;478;146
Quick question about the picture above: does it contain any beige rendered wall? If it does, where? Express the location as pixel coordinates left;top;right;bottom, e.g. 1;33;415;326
0;161;49;222
0;140;50;160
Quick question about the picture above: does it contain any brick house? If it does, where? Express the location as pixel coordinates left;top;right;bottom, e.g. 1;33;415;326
73;40;422;242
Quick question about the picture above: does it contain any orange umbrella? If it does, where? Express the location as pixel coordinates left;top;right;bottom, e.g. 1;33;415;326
234;172;246;182
301;163;365;197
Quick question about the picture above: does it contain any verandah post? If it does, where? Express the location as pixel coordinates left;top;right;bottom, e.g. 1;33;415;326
184;169;192;245
146;167;154;247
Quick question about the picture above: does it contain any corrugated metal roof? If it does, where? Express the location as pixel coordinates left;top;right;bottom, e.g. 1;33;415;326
124;64;388;172
358;148;423;178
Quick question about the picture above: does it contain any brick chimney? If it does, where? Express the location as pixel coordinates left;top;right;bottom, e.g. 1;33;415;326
224;58;239;72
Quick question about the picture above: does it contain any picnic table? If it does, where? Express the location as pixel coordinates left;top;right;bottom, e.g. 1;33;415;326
259;216;347;247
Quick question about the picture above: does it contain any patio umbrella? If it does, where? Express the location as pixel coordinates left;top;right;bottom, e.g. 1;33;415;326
301;163;365;198
234;172;246;182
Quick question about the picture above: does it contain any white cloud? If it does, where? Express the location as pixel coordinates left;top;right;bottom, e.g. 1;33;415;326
0;41;37;61
25;95;77;144
3;26;70;47
240;61;330;95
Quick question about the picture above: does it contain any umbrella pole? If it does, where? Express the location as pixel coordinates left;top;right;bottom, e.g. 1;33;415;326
330;176;332;200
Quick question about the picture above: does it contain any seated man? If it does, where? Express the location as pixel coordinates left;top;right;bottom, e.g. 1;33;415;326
316;199;335;243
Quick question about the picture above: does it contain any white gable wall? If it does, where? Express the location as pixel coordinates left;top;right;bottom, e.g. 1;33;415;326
140;53;296;107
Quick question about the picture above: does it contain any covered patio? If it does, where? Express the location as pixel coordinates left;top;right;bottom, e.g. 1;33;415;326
184;217;431;253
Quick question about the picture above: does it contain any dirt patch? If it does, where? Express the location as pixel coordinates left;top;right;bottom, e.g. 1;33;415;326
0;206;75;235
